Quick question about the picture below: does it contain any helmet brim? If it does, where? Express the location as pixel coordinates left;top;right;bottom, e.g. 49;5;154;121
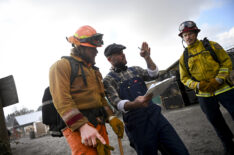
80;42;101;48
178;29;200;37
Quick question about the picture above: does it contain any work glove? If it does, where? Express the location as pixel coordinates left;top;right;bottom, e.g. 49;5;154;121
96;139;114;155
198;80;210;92
207;78;222;92
109;116;124;138
199;78;222;93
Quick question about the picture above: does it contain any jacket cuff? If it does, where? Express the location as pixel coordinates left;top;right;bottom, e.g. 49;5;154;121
117;100;129;113
186;79;199;90
216;68;229;80
69;117;89;132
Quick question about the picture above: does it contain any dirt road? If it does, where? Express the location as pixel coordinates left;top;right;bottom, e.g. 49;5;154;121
10;104;234;155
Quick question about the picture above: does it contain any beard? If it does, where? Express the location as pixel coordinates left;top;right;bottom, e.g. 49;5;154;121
115;62;126;68
80;54;95;65
74;46;96;65
113;61;127;72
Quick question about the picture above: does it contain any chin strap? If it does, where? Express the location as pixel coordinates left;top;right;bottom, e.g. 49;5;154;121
182;39;186;48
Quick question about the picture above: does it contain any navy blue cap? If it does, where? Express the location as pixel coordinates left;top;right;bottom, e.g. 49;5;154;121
104;43;126;57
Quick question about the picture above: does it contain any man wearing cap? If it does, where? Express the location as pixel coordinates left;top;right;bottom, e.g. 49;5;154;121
103;42;189;155
178;20;234;155
49;25;124;155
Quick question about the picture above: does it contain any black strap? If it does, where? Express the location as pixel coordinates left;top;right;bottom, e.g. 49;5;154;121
202;37;220;64
79;63;87;86
183;38;220;81
62;56;87;86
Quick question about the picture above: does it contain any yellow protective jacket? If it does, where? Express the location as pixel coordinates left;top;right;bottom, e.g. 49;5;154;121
179;39;233;97
49;54;108;131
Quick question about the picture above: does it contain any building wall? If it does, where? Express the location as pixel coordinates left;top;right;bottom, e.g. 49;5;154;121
33;122;48;137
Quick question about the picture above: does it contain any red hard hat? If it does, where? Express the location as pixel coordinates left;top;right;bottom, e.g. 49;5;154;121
178;21;200;37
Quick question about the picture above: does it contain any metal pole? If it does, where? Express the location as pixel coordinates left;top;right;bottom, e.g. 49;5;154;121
0;97;12;154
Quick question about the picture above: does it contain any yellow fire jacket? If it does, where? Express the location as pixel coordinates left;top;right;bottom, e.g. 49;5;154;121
49;54;108;131
179;39;233;97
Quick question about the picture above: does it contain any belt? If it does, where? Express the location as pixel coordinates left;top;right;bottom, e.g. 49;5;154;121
80;107;107;127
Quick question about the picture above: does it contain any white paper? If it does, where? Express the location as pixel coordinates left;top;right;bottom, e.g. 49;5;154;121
145;76;175;97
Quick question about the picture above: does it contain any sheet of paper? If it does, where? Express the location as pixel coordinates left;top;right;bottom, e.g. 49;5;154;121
145;76;175;97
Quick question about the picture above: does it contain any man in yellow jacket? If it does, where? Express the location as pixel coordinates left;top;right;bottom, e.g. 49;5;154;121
49;25;124;155
178;21;234;155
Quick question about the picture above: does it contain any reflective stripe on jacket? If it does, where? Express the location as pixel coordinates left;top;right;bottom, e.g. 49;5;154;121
49;54;108;131
179;39;233;97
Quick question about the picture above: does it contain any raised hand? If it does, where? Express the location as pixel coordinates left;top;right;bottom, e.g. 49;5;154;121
140;42;151;58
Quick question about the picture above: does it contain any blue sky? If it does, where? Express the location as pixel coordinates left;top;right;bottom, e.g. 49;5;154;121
1;0;233;116
197;0;234;30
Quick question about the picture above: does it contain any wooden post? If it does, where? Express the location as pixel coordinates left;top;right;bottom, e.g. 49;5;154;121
0;75;19;154
118;137;124;155
0;98;11;154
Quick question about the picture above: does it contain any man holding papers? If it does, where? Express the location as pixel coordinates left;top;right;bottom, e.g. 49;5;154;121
103;42;189;155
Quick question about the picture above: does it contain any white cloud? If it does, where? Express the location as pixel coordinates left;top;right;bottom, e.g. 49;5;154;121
197;23;234;49
216;27;234;49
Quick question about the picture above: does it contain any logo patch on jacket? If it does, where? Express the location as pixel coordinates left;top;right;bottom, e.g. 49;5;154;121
214;43;223;50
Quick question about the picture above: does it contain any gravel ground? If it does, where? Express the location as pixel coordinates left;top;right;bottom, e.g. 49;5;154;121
10;104;234;155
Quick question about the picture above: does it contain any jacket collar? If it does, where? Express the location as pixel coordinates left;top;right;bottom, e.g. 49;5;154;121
70;53;90;66
187;39;199;48
70;53;99;70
